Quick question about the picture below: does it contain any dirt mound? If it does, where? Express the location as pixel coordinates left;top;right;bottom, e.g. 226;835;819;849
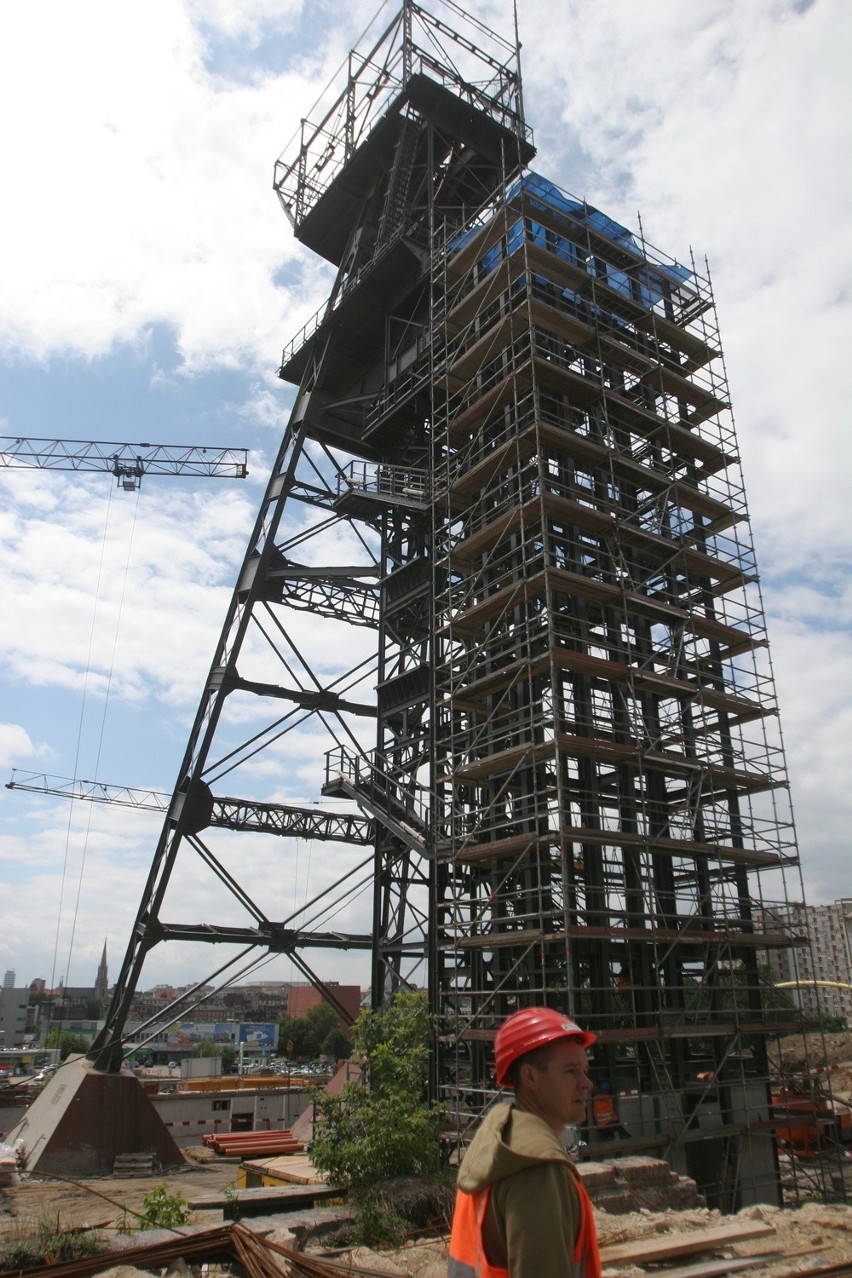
768;1031;852;1104
768;1032;852;1074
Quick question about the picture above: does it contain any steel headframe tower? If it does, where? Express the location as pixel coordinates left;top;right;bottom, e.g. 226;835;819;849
90;0;533;1061
91;1;833;1210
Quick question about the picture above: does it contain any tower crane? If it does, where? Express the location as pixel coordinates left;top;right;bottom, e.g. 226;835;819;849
0;436;248;490
6;770;373;844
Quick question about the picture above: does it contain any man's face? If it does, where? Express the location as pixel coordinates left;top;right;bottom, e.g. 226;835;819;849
518;1039;593;1133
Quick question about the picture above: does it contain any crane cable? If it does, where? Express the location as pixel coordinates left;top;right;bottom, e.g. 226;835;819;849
48;480;142;1005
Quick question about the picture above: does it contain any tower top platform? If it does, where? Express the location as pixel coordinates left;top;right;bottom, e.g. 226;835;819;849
273;1;535;264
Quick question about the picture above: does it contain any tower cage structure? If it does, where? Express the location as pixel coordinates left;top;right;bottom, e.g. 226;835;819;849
87;0;845;1210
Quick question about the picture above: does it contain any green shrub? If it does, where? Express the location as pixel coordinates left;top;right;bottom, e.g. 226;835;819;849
115;1207;135;1236
350;1199;407;1248
138;1185;191;1230
310;991;444;1192
223;1181;242;1221
0;1215;106;1270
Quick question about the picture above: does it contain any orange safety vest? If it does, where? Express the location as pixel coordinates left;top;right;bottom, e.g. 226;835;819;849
448;1168;602;1278
592;1093;619;1127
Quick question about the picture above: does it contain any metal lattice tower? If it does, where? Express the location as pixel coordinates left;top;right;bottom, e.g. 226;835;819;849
90;1;840;1210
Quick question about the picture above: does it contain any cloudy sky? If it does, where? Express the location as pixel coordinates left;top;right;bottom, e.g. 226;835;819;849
0;0;849;998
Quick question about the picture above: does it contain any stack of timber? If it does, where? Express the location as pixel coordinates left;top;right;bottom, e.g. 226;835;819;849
111;1151;155;1177
598;1218;851;1278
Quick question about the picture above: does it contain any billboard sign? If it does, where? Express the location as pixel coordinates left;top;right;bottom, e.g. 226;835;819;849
159;1022;238;1049
131;1021;277;1050
238;1023;277;1048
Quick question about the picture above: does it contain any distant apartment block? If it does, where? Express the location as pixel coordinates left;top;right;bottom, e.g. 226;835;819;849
762;898;852;1020
122;979;361;1028
287;983;362;1025
0;987;29;1047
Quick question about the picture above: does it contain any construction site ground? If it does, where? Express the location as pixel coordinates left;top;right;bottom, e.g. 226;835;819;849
769;1030;852;1088
2;1156;852;1278
2;1031;852;1277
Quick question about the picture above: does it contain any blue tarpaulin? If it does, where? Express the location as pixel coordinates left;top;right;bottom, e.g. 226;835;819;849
452;171;692;309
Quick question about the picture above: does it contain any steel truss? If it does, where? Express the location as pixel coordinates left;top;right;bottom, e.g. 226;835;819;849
90;0;841;1211
0;436;248;488
90;0;531;1064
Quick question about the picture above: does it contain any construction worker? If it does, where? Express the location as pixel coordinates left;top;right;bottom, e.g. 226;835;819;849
448;1007;602;1278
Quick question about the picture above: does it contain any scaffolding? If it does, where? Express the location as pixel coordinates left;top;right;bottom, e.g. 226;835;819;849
426;172;826;1207
88;0;846;1210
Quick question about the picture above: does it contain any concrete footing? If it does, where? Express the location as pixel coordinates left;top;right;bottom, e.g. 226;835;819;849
5;1055;185;1177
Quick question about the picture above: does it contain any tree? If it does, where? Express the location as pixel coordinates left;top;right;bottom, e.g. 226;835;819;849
278;1001;352;1059
321;1025;352;1061
191;1039;221;1058
44;1030;89;1060
807;1013;848;1033
310;990;443;1190
277;1015;314;1059
304;1001;350;1055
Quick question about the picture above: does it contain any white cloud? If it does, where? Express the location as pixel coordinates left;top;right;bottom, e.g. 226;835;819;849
1;0;849;993
186;0;302;42
0;3;327;371
0;723;38;770
524;0;852;561
0;476;255;705
516;0;852;912
769;617;852;897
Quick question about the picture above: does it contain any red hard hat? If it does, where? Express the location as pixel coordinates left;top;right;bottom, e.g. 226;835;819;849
494;1007;596;1088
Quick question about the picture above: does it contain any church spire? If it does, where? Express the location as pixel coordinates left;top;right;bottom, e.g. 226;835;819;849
93;939;109;1007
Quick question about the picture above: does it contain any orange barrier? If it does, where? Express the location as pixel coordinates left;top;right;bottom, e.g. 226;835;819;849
183;1075;316;1093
